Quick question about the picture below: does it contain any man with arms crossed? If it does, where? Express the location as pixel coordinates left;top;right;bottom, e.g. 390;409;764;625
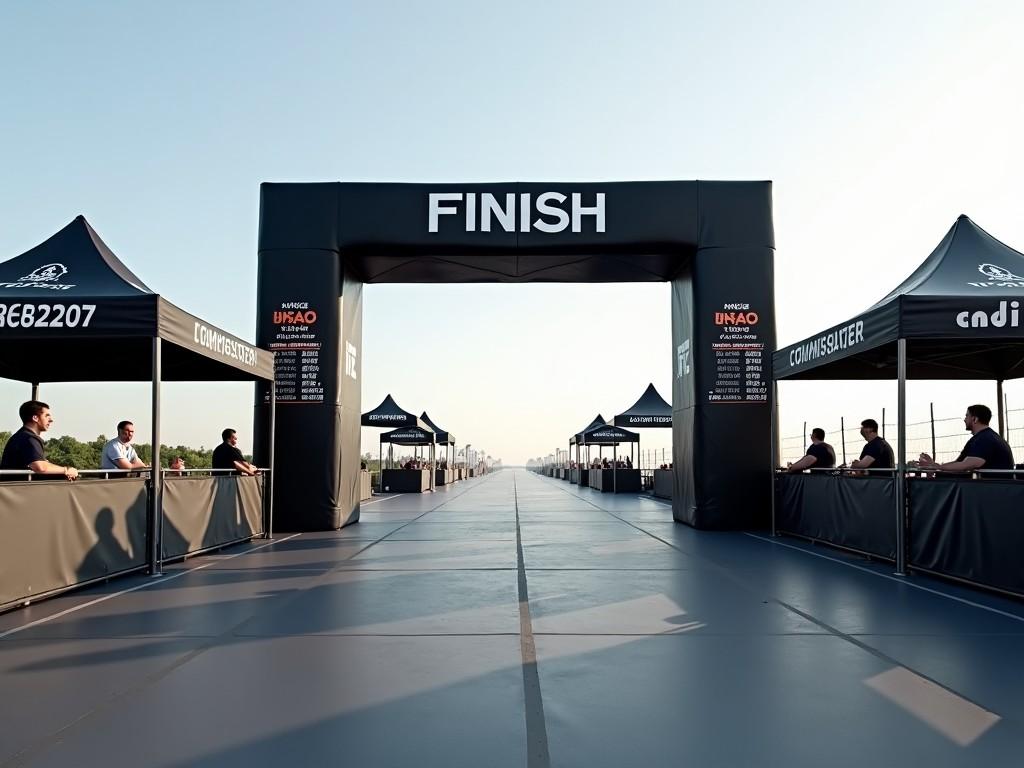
101;421;149;471
0;400;79;480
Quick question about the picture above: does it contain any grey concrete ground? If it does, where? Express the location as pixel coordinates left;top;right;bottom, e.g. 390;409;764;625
1;469;1023;767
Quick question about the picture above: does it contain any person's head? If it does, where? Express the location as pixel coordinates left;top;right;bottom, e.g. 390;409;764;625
222;428;238;446
860;419;879;440
964;404;992;433
169;456;184;469
19;400;52;432
811;428;825;443
116;421;135;444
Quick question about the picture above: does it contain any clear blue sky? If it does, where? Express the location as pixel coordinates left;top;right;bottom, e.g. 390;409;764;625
1;1;1022;463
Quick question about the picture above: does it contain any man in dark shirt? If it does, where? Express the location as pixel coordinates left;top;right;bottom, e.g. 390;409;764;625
787;427;836;472
851;418;894;471
211;428;259;476
0;400;79;480
918;404;1014;475
786;430;835;473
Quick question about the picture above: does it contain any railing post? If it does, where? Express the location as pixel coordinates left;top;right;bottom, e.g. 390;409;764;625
895;338;907;577
929;402;936;459
148;337;163;576
840;417;847;465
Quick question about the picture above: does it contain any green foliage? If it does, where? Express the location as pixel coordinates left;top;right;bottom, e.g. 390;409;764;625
37;434;215;469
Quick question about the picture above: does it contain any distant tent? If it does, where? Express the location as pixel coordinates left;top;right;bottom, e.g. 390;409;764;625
420;411;455;445
380;426;435;446
569;414;607;446
613;383;672;427
581;423;640;445
361;394;426;428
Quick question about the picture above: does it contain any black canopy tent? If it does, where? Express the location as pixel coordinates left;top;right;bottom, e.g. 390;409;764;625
582;422;640;493
0;216;277;573
773;215;1024;574
420;411;456;480
379;425;436;492
613;383;673;427
360;394;428;476
569;414;608;475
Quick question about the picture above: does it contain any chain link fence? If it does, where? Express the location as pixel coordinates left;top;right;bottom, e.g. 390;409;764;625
781;406;1024;464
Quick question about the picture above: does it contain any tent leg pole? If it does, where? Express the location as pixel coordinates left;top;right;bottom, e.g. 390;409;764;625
265;380;276;539
613;445;617;493
771;380;779;536
997;379;1006;438
895;338;908;577
148;337;163;577
31;382;39;401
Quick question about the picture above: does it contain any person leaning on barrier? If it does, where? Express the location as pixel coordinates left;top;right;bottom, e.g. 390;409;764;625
0;400;78;480
101;421;149;471
917;404;1014;474
849;418;894;471
787;427;836;472
212;428;260;476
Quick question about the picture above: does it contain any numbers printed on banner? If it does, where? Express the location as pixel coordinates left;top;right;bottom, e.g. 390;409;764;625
0;303;97;328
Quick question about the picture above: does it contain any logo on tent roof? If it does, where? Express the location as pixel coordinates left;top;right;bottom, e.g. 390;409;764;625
969;263;1024;288
0;263;75;291
20;263;68;282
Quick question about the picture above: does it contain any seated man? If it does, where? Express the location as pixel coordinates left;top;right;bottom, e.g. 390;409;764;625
918;404;1014;475
850;418;893;471
101;421;149;471
787;428;836;472
0;400;78;481
212;428;259;476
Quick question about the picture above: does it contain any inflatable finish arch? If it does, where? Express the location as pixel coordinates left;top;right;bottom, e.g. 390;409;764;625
254;181;776;531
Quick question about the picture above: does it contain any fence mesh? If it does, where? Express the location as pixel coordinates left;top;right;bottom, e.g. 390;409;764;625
781;407;1024;464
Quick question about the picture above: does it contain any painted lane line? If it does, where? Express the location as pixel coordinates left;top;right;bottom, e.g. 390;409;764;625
0;533;302;640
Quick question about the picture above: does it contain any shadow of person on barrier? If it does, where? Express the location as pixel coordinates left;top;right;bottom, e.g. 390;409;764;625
76;507;133;583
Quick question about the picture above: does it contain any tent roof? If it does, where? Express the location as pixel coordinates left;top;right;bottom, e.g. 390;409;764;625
581;423;640;445
362;394;425;428
380;425;435;445
612;383;672;427
0;217;273;381
570;414;607;445
774;216;1024;381
0;215;152;297
420;412;454;445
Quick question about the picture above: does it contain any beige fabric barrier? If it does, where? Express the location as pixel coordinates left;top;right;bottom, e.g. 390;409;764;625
0;478;148;609
161;474;263;560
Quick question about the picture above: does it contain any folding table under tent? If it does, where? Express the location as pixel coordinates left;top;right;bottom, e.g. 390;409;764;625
581;422;642;492
378;425;436;493
420;411;456;485
0;216;277;606
773;214;1024;595
569;414;608;486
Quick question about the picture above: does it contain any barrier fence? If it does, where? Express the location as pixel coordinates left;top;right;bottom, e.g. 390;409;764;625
781;404;1024;465
0;467;271;614
774;466;1024;600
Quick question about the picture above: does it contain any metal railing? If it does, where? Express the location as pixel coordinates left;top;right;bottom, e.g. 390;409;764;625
0;468;152;480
